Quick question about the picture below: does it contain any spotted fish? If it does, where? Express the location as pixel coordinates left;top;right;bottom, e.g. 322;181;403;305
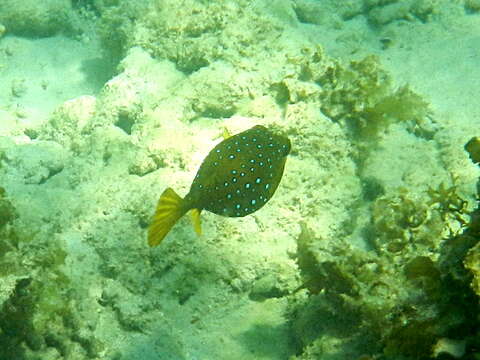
148;125;291;246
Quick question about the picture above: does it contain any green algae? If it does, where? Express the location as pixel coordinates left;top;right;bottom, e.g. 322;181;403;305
291;173;480;359
319;55;432;141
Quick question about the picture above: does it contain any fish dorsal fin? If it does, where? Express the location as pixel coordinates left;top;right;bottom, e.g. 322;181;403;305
222;127;232;140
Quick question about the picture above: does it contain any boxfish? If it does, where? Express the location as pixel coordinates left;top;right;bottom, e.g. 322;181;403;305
148;125;291;247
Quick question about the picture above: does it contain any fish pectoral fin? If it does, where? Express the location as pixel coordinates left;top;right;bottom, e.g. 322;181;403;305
190;208;202;236
148;188;186;247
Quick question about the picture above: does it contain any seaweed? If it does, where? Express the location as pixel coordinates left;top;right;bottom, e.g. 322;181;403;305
318;55;432;142
427;177;469;231
290;176;479;359
0;186;17;228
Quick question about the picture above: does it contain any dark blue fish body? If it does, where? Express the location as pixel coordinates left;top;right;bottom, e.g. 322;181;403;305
148;125;291;246
186;125;291;216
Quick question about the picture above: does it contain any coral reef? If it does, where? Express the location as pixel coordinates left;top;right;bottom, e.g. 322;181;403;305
367;0;438;26
1;140;67;185
142;0;236;73
0;187;102;359
0;0;74;37
294;0;469;27
96;1;149;61
38;96;97;150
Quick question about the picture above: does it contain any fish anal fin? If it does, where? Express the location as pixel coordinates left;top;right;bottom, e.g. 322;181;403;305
190;208;202;236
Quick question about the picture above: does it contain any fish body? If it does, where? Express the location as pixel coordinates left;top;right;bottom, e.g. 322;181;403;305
148;125;291;247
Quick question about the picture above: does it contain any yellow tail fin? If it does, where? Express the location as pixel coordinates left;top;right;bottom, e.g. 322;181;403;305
148;188;187;247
